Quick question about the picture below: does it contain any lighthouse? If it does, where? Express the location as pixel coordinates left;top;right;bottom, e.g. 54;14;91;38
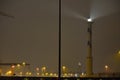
86;18;94;76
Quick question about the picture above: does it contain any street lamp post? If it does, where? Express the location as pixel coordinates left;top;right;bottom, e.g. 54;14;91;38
22;62;26;76
104;65;109;73
78;62;82;75
62;66;66;74
86;18;94;76
11;65;15;75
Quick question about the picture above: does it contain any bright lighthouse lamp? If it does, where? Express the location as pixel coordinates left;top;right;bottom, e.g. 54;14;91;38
87;18;93;22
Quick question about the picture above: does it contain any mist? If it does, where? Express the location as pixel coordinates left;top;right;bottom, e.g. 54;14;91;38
62;0;120;21
90;0;120;20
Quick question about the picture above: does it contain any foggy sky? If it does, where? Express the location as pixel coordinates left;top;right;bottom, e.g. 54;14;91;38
0;0;120;73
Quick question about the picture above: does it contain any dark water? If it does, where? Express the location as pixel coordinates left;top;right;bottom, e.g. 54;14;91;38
0;76;120;80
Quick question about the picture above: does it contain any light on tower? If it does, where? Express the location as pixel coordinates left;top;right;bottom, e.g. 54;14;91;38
87;18;93;22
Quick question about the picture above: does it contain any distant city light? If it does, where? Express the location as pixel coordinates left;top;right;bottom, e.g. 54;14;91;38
19;72;23;75
29;72;32;75
105;65;109;72
118;51;120;54
36;72;40;76
81;72;84;76
62;66;66;70
74;73;78;77
78;62;82;66
22;62;26;66
11;65;15;69
45;72;48;76
105;65;108;69
6;70;12;75
36;67;39;71
17;64;21;68
50;73;53;76
41;66;46;73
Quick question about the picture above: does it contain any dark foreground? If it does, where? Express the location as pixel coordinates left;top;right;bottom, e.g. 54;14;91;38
0;76;120;80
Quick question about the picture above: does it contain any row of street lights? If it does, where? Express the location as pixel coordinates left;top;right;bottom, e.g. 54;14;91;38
34;65;83;77
1;62;31;76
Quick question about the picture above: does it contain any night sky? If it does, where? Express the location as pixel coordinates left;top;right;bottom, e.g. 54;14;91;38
0;0;120;73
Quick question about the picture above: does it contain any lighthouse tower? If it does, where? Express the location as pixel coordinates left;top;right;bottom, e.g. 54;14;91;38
86;18;93;76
